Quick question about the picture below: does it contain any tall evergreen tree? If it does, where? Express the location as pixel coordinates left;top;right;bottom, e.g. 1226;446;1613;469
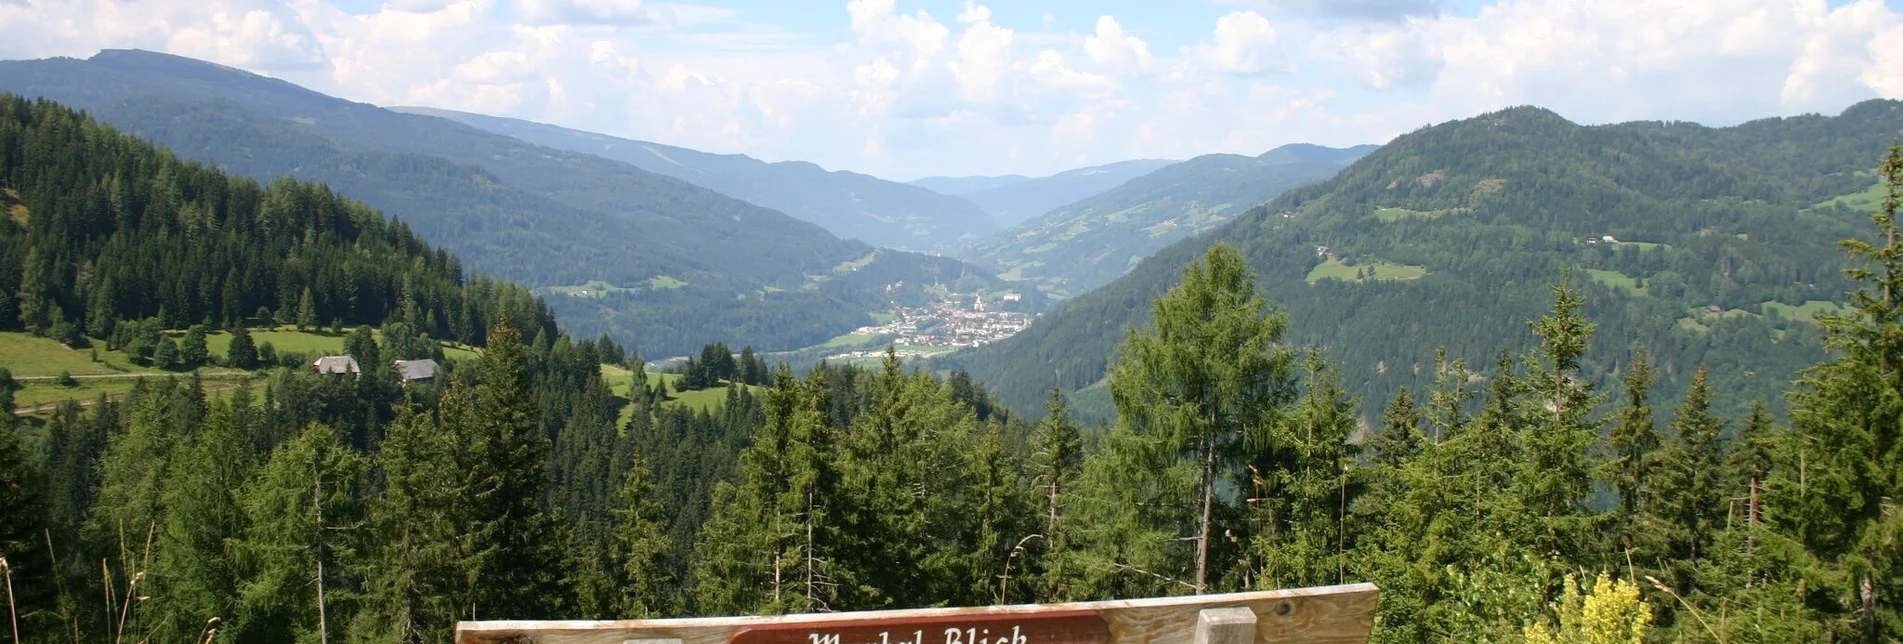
1516;269;1603;555
232;423;365;643
1105;243;1295;594
1025;388;1084;601
149;401;253;642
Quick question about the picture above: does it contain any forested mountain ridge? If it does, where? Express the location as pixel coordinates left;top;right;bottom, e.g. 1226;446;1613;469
0;50;1003;356
0;93;555;351
942;100;1903;421
958;144;1374;298
953;158;1178;228
393;106;999;251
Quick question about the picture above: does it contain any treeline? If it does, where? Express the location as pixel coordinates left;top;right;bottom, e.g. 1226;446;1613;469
0;94;556;351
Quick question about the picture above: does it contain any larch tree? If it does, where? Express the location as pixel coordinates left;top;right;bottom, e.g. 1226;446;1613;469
1106;243;1295;594
231;423;364;644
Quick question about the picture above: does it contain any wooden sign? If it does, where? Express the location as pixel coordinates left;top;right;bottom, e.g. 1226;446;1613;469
455;582;1379;644
730;610;1110;644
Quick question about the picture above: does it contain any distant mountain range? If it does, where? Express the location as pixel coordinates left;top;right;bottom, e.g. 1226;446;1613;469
394;106;998;251
906;174;1031;196
958;144;1376;298
0;49;1002;357
943;100;1903;423
942;159;1178;228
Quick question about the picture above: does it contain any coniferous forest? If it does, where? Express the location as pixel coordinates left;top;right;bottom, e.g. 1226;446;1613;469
1;96;1902;644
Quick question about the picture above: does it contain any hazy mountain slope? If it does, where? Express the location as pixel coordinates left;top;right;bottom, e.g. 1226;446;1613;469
0;50;1003;356
940;100;1903;422
908;174;1030;195
960;159;1177;227
959;144;1374;298
394;106;998;250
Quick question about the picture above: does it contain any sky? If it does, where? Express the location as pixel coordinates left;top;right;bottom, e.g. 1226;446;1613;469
2;0;1902;180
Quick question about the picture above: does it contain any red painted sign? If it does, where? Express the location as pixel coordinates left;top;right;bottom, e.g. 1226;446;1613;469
730;611;1110;644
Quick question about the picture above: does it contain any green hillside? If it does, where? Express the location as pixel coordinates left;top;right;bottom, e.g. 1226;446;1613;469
959;144;1372;298
0;49;1004;357
941;100;1903;421
397;106;999;251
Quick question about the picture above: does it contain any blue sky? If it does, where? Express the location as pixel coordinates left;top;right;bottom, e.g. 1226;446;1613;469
2;0;1901;179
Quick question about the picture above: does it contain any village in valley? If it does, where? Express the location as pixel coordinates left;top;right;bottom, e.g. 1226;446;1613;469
823;293;1036;362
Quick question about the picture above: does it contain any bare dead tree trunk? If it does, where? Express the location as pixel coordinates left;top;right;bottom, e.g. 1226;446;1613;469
1197;430;1214;595
314;466;329;644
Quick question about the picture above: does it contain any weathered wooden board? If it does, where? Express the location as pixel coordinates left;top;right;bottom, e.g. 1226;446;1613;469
455;583;1379;644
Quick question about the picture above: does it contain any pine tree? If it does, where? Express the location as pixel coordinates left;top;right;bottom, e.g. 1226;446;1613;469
1647;367;1727;604
231;423;364;643
1603;349;1662;559
1516;268;1602;555
296;287;316;331
353;405;465;643
1025;388;1084;601
0;368;54;637
1255;351;1360;590
227;326;258;369
457;316;571;620
149;401;253;642
607;453;677;618
1370;388;1421;470
1105;243;1295;594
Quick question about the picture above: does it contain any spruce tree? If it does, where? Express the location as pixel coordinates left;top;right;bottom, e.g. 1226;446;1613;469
296;288;316;331
1105;243;1294;594
460;316;570;619
353;405;465;643
1255;351;1360;590
228;326;258;369
1516;269;1602;555
608;453;677;618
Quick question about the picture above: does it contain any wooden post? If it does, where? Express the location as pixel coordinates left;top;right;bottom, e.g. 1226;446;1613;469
456;583;1378;644
1192;607;1255;644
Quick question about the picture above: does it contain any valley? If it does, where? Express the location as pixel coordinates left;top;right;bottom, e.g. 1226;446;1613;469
4;14;1903;642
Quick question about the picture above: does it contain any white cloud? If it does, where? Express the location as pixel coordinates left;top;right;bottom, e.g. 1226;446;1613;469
1083;16;1151;74
0;0;1900;180
950;2;1012;103
1202;11;1284;75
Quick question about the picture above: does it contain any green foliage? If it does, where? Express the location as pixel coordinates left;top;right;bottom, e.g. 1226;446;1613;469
1523;572;1653;644
1106;243;1296;593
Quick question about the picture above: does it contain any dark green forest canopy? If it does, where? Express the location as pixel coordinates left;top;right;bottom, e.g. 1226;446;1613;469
0;93;555;345
943;99;1903;422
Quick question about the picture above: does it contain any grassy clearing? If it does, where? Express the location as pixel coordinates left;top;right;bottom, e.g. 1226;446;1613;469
822;332;889;349
869;311;897;325
1587;269;1648;296
1761;300;1849;323
649;275;687;289
0;332;159;377
198;328;479;362
1306;257;1428;284
1813;181;1885;212
601;367;766;423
